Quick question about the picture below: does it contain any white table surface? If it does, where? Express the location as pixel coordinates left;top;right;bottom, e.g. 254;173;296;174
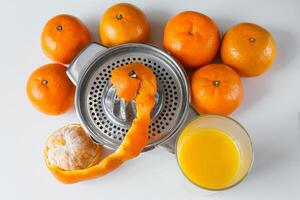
1;0;299;199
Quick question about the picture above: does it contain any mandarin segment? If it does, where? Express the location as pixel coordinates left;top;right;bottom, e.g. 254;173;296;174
45;124;101;170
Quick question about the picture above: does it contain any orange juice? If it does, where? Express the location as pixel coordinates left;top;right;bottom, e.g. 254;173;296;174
177;128;240;190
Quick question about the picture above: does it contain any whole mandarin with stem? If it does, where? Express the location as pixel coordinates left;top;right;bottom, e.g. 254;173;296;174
100;3;150;47
164;11;220;68
191;64;243;115
41;14;91;64
221;22;276;77
26;63;75;115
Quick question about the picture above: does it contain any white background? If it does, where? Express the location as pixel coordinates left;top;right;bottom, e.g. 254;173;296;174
0;0;299;199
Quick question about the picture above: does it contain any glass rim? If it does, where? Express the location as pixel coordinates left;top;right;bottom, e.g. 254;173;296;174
174;114;254;191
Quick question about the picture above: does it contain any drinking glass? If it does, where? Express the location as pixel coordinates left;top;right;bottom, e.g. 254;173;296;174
175;114;254;190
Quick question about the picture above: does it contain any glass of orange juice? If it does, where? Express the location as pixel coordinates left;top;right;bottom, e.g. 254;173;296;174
176;114;253;190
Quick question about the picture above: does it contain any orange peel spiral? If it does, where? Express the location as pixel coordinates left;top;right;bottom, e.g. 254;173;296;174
45;62;157;183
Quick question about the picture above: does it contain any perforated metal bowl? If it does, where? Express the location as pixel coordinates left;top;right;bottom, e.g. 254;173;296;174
67;43;197;152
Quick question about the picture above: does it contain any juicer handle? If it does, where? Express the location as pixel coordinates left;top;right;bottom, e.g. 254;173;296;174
67;42;107;85
160;105;198;153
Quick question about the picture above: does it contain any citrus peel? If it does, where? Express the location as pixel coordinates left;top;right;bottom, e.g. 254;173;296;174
45;62;157;183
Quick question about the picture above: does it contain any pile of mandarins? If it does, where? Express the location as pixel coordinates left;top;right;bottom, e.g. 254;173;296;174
164;11;276;115
27;3;276;116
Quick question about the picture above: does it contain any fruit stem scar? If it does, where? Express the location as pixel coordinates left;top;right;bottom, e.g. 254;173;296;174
116;13;123;20
56;25;63;31
42;80;48;85
249;37;256;43
213;80;221;87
